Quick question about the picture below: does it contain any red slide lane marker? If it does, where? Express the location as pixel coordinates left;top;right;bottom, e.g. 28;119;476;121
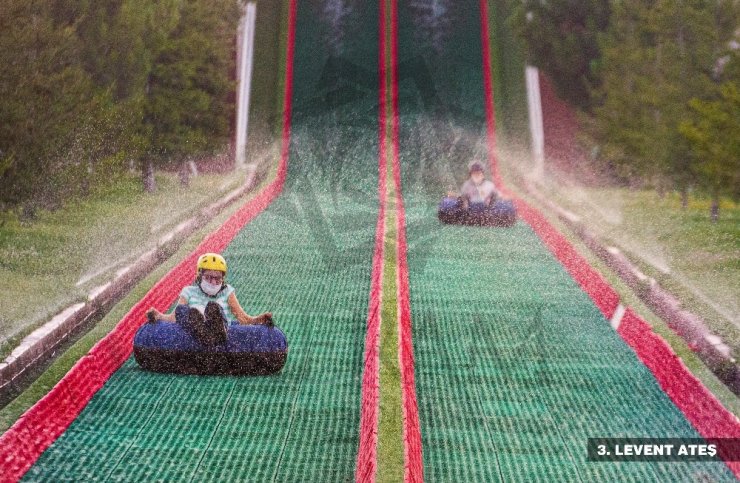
478;0;740;478
479;0;500;190
0;2;297;481
355;0;388;480
389;1;424;481
618;309;740;475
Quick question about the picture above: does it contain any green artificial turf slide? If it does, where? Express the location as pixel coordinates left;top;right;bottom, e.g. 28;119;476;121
395;1;735;481
22;2;381;481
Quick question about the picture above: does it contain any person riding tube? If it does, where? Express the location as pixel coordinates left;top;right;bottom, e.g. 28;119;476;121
146;253;273;346
439;162;516;226
135;253;286;375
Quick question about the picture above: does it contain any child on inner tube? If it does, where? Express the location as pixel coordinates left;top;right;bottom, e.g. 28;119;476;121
146;253;272;346
448;161;499;210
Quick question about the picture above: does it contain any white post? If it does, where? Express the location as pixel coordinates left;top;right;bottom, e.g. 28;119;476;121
235;2;257;168
525;65;545;179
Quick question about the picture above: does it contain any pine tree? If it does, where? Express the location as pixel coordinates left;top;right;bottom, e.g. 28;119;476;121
0;0;95;206
680;76;740;221
0;0;241;203
510;0;611;109
588;0;654;181
142;0;240;191
590;0;725;198
47;0;167;199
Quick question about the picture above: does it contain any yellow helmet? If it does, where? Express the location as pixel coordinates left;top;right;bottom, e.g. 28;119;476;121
196;253;227;275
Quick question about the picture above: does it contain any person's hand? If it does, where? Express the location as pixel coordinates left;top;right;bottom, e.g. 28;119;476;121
146;308;159;324
259;313;274;327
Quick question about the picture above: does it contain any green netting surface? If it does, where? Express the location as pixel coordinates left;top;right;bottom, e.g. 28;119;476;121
23;2;381;481
396;1;734;481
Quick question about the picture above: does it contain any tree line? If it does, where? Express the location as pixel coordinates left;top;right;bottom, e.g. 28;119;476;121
511;0;739;220
0;0;241;212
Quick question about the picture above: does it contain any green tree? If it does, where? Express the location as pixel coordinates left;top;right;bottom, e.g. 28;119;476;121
141;0;240;191
510;0;611;109
59;0;184;194
680;81;740;221
588;0;657;182
0;0;95;207
56;0;145;100
589;0;727;199
1;0;247;202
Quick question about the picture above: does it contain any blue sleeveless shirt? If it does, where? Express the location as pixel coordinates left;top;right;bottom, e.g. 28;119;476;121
179;283;237;323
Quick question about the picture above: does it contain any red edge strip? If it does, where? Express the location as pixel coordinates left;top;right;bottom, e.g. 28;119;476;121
389;1;424;481
354;0;388;481
0;2;297;481
478;0;740;477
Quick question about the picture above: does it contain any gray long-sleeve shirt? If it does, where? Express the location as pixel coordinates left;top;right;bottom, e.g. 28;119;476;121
460;179;497;204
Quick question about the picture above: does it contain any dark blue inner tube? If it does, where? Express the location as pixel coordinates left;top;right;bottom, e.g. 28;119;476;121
438;197;517;226
133;322;288;375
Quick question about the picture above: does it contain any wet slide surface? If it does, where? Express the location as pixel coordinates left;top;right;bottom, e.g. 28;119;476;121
395;1;734;481
22;2;381;481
